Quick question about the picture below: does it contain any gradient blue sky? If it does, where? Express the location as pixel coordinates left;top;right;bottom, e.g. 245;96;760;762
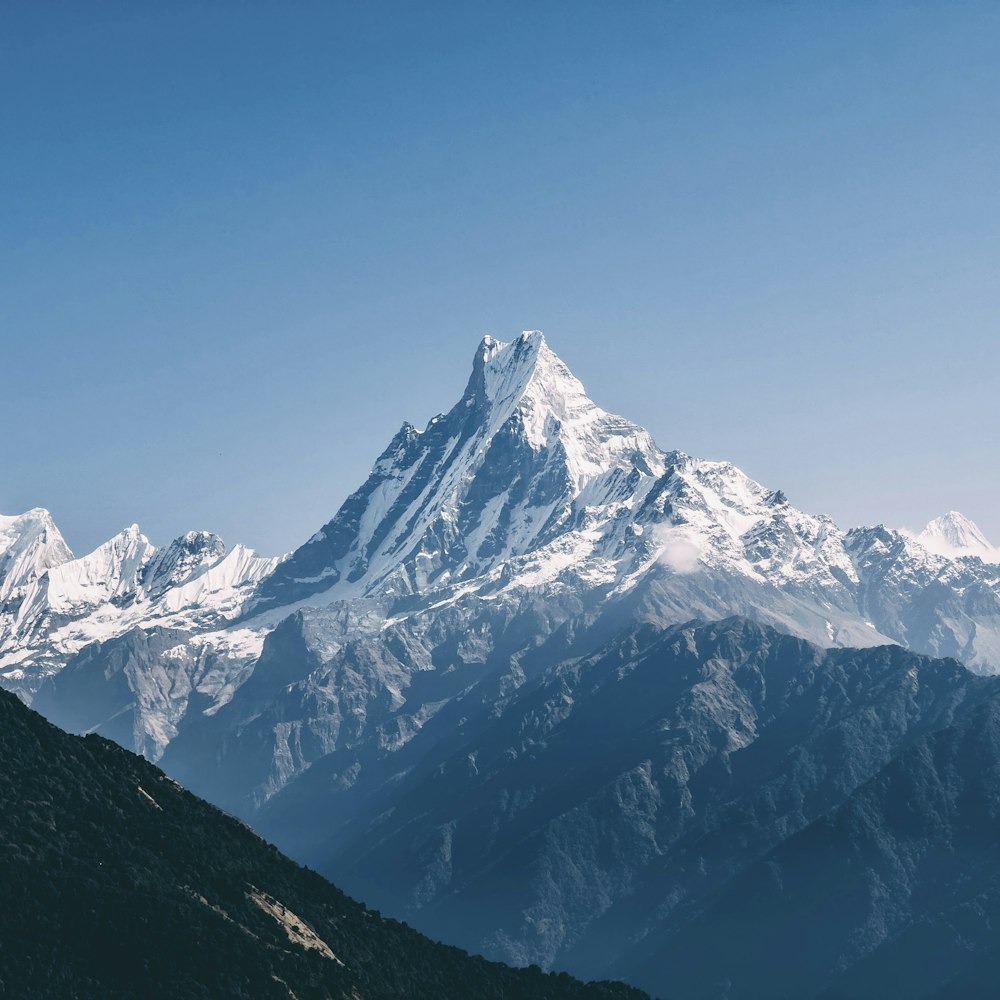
3;1;998;556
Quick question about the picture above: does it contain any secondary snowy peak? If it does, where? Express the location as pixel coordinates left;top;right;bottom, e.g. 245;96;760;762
0;509;72;605
914;511;1000;562
41;524;156;613
0;520;281;698
635;457;858;591
253;331;665;610
142;531;227;598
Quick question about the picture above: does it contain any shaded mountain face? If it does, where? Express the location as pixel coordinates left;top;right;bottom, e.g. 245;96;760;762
230;618;1000;999
0;685;647;1000
622;686;1000;1000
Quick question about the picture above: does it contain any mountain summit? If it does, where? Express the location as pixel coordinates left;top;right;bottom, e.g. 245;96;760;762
466;332;662;485
253;331;664;611
915;510;1000;561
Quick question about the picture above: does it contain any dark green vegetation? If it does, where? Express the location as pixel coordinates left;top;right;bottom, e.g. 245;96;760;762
0;686;648;1000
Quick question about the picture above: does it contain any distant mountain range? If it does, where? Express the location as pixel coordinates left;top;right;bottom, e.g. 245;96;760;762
4;332;1000;996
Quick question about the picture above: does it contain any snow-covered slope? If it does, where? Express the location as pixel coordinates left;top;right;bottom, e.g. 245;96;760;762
0;518;280;700
911;510;1000;562
9;331;1000;769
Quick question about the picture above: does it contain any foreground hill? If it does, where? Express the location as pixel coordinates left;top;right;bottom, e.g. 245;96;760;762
0;686;646;1000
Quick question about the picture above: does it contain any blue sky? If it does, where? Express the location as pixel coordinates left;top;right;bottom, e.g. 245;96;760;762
2;1;998;555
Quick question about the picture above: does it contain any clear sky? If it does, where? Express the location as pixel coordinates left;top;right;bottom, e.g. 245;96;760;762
2;1;998;556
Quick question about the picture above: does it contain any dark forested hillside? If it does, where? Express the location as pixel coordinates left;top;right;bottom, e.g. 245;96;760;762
0;686;648;1000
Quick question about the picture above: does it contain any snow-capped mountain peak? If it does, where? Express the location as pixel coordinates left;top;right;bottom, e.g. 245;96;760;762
41;524;156;613
914;511;1000;562
0;513;281;699
252;331;665;611
248;332;1000;681
468;331;664;487
141;530;227;599
470;331;570;415
0;508;73;605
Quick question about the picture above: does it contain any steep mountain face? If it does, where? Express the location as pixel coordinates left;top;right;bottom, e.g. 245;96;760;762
0;686;647;1000
32;625;261;760
9;332;1000;753
0;520;279;701
252;333;665;611
245;619;1000;999
618;680;1000;1000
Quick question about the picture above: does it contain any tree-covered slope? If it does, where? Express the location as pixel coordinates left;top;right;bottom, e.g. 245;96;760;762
0;686;648;1000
